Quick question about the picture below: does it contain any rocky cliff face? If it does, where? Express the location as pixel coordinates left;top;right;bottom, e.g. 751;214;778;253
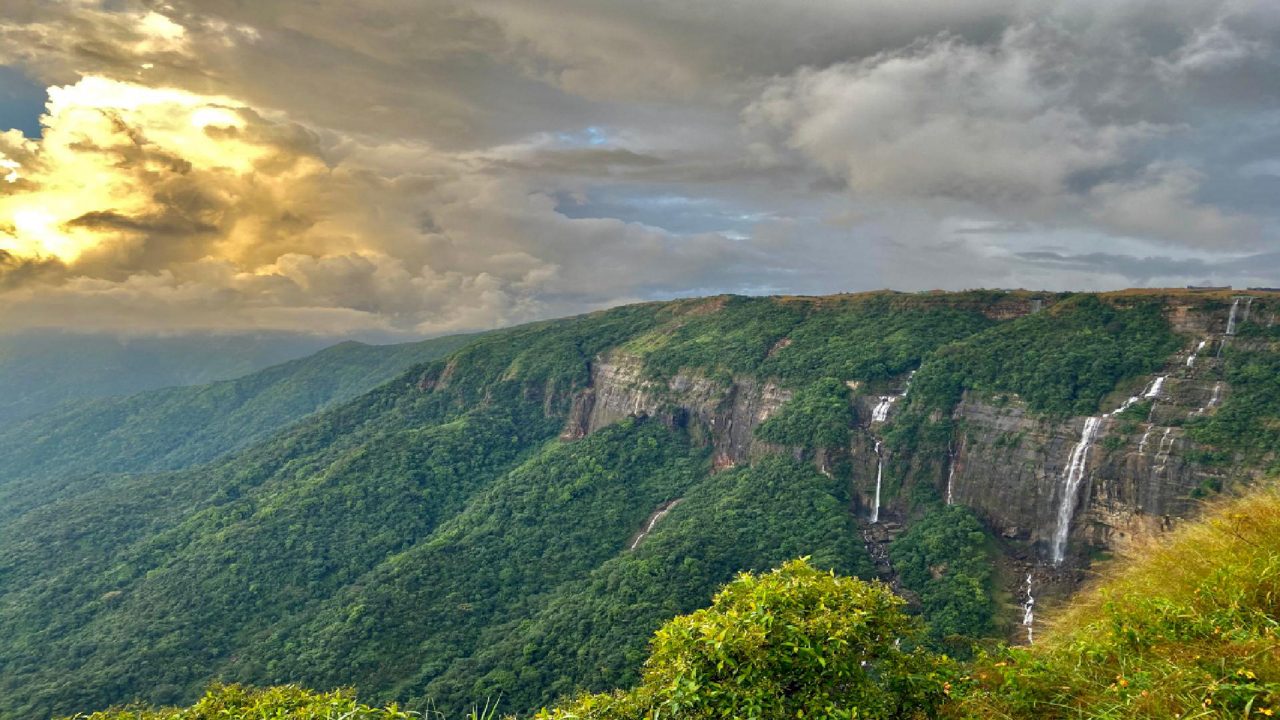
944;300;1252;566
561;351;793;468
562;295;1272;641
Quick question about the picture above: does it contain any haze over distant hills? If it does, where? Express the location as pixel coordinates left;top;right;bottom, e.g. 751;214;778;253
0;331;360;424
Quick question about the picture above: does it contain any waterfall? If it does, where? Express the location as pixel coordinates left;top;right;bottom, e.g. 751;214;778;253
1153;428;1176;475
1022;573;1036;644
1187;339;1207;368
1137;425;1154;455
629;500;682;550
1226;297;1242;336
871;396;895;423
1051;416;1103;565
1191;382;1224;417
871;371;916;423
945;458;957;506
871;440;883;523
1243;297;1255;323
1107;375;1163;418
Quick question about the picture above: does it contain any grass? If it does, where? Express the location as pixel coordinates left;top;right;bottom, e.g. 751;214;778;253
955;486;1280;719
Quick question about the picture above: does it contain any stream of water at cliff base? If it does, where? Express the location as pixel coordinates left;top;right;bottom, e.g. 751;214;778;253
1022;573;1036;644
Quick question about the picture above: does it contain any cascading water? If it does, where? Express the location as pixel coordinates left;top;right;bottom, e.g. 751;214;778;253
871;440;883;523
1190;381;1224;417
1137;425;1154;455
945;457;957;506
1022;573;1036;644
871;396;895;423
1153;428;1175;475
870;371;916;423
1109;378;1157;418
1187;339;1207;367
1050;416;1103;565
629;500;681;550
1226;297;1242;336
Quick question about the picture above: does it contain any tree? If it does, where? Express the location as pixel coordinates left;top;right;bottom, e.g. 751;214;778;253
537;559;951;719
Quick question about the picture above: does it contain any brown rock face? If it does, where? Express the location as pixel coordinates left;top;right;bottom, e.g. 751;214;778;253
561;352;793;466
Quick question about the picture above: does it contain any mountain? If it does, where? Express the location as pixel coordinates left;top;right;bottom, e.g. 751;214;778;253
0;332;478;523
0;289;1277;719
0;331;357;425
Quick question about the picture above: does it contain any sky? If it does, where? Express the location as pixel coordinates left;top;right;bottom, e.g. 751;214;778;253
0;1;1277;337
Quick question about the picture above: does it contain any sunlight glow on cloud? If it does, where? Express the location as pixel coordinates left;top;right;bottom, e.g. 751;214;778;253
0;0;1276;335
0;76;284;265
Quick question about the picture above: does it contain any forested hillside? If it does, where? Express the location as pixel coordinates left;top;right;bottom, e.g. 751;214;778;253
79;480;1280;719
3;289;1279;719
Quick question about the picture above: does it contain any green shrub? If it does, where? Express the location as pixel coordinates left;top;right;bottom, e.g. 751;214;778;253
538;559;952;719
68;684;418;719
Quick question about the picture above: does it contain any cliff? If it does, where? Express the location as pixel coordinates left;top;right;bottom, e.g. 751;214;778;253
561;351;793;469
560;292;1277;640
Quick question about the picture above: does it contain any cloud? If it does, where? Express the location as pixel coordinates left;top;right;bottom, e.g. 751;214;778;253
746;30;1161;209
0;0;1278;335
0;74;763;335
743;9;1280;249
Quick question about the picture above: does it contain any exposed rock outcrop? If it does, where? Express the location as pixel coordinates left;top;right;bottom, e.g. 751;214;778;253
560;352;792;466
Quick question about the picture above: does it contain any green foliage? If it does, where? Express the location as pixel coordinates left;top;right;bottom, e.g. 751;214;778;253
635;296;806;383
889;506;995;650
759;297;994;387
629;294;994;390
425;457;873;713
754;378;853;448
240;420;707;708
0;290;1223;720
67;684;420;720
537;559;952;720
957;486;1280;719
910;296;1181;416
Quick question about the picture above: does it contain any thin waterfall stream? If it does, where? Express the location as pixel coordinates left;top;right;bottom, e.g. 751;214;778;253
870;440;883;524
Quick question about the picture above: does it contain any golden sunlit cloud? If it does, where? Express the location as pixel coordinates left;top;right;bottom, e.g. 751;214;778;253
0;76;311;266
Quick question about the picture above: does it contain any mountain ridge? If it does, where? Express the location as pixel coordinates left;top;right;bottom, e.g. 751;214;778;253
1;288;1278;719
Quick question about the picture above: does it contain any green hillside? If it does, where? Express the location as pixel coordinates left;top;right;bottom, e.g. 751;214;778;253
0;333;476;522
73;475;1280;720
3;290;1266;719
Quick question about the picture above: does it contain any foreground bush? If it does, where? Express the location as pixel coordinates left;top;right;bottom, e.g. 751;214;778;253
536;558;952;719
